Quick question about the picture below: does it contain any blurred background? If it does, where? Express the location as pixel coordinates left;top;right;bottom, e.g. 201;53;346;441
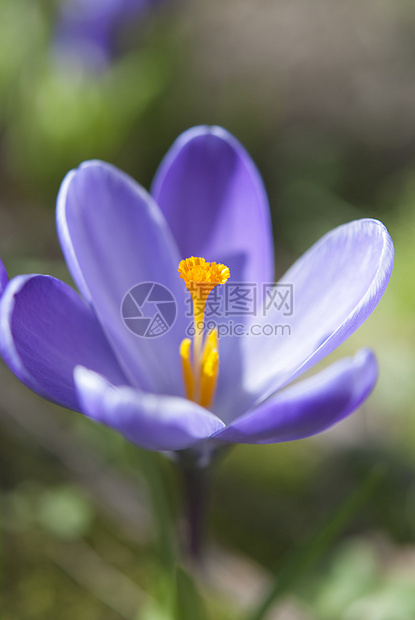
0;0;415;618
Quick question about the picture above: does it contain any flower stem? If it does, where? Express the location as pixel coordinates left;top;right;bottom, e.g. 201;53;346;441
181;460;211;564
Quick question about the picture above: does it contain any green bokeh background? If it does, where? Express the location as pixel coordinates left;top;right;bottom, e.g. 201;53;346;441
1;1;415;618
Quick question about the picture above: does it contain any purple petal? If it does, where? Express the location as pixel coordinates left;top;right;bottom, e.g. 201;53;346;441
74;366;225;451
239;219;393;404
214;349;377;444
151;126;274;285
0;259;8;296
57;160;188;396
0;275;128;410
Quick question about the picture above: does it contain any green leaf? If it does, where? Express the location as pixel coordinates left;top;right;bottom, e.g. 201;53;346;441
248;466;384;620
173;566;207;620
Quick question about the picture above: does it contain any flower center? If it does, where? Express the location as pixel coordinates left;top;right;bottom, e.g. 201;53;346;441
178;257;230;408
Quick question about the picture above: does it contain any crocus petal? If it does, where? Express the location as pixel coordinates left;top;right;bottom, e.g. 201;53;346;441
214;349;377;444
151;126;274;285
74;366;225;451
0;259;8;296
0;275;128;411
57;160;188;396
240;219;393;404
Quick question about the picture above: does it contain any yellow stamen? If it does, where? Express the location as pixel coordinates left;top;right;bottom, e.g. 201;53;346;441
178;257;230;408
200;329;219;408
180;338;194;401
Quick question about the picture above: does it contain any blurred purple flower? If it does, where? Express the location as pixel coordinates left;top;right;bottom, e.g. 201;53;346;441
55;0;162;70
0;259;8;296
0;127;393;455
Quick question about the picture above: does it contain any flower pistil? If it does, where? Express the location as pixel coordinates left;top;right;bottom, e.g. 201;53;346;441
178;257;230;408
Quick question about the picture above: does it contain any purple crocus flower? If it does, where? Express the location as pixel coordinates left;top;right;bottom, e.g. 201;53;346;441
55;0;160;69
0;127;393;458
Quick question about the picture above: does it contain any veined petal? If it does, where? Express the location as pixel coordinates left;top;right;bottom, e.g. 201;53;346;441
74;366;225;451
57;160;188;396
0;275;128;410
241;219;393;403
0;259;8;296
214;349;377;444
151;126;274;285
